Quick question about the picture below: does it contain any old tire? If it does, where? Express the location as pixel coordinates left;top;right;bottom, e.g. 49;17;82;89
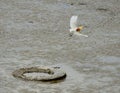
12;66;66;81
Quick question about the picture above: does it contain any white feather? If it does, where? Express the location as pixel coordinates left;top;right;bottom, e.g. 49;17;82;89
74;32;88;37
70;16;78;29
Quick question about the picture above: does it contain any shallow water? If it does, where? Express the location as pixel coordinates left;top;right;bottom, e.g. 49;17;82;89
0;0;120;93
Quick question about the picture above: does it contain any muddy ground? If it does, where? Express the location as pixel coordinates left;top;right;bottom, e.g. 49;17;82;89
0;0;120;93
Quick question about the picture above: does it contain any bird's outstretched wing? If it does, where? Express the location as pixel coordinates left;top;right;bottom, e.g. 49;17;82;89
70;16;78;29
74;32;88;37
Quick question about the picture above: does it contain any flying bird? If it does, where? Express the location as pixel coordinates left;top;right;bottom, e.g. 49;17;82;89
69;16;88;37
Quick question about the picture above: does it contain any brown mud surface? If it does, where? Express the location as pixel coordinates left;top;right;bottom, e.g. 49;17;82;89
0;0;120;93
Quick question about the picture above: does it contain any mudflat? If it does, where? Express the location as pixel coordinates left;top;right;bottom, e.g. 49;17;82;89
0;0;120;93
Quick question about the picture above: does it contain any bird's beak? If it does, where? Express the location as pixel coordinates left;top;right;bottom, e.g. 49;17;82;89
79;26;84;30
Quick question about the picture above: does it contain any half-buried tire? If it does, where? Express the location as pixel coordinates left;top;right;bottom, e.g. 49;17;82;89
12;66;66;81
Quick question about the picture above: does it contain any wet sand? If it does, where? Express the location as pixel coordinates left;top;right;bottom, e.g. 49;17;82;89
0;0;120;93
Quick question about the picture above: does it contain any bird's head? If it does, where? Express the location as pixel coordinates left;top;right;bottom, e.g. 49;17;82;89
76;26;83;32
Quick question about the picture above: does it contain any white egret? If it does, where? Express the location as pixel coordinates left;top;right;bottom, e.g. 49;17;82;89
69;16;88;37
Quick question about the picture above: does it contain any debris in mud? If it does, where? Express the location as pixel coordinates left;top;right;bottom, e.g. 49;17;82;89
70;3;74;5
28;21;34;23
12;66;66;82
78;2;87;5
96;8;109;12
70;2;87;6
